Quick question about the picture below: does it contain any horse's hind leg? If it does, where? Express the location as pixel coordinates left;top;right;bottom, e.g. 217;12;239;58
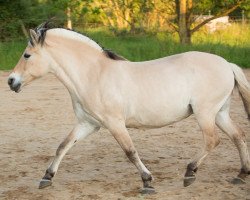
216;105;250;184
184;114;220;187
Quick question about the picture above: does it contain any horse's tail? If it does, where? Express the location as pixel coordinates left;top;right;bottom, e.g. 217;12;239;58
231;63;250;119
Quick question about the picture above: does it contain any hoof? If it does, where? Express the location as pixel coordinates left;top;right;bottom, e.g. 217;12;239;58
183;176;196;187
140;187;156;195
39;179;52;189
230;177;246;185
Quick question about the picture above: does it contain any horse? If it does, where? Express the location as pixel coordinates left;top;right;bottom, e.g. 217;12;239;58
8;22;250;193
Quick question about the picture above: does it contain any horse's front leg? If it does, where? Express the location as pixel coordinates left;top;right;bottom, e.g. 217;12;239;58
39;123;99;189
106;119;155;194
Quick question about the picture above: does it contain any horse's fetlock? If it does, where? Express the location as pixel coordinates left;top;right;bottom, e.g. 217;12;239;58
240;168;250;175
43;169;55;180
185;163;198;177
141;172;153;188
141;172;152;182
187;163;197;172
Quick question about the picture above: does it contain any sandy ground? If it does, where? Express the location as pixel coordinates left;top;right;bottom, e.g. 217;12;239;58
0;70;249;200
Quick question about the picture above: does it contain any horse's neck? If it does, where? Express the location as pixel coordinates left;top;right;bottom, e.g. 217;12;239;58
49;43;104;100
53;65;79;96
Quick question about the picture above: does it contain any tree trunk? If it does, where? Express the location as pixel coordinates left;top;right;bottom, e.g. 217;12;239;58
175;0;243;44
67;7;72;29
178;0;191;44
19;20;28;38
179;29;191;44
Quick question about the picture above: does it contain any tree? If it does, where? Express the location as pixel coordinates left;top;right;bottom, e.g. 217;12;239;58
0;0;61;41
1;0;249;41
174;0;248;44
95;0;155;32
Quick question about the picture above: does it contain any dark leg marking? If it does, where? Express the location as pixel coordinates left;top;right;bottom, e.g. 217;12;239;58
185;163;198;177
43;169;55;180
240;168;250;175
231;168;250;184
140;172;155;195
125;150;153;187
141;172;153;188
184;163;198;187
125;150;155;194
125;150;137;162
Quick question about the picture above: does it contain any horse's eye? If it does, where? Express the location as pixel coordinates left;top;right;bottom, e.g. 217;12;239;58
24;53;31;59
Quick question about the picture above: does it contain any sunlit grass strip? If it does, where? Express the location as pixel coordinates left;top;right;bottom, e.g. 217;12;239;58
0;24;249;70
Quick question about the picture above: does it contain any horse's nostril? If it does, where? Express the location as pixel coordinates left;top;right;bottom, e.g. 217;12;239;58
8;77;14;86
8;78;14;86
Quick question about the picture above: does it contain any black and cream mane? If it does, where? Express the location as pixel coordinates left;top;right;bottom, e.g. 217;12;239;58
30;22;127;61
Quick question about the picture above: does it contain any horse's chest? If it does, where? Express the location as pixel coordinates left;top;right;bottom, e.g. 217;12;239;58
73;101;101;126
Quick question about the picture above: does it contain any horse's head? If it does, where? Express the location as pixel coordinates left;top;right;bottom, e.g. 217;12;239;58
8;22;125;93
8;27;53;93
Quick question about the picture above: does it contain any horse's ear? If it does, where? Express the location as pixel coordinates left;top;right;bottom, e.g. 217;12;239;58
29;29;39;46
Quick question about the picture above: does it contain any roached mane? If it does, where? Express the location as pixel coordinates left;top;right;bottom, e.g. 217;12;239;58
30;21;127;61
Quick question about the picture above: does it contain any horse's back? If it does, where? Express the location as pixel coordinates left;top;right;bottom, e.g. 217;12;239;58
124;51;234;101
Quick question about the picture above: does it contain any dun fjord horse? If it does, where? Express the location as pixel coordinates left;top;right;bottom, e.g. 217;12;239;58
8;23;250;193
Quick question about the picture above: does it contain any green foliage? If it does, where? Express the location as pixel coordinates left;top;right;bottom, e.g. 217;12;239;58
192;0;250;15
95;0;157;31
0;0;28;40
1;23;249;70
0;0;249;41
0;39;27;69
0;0;62;41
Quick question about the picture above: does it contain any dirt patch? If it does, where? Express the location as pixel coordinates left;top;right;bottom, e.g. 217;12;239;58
0;70;249;200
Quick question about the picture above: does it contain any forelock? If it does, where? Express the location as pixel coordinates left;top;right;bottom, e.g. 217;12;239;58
29;21;52;46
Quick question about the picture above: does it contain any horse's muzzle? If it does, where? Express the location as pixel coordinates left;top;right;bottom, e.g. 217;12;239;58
8;77;21;93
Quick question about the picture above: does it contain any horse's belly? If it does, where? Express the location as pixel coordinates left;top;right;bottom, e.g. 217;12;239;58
125;105;192;129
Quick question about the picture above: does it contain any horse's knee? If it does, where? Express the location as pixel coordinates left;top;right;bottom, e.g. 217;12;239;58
232;129;246;143
56;140;69;155
125;149;137;162
205;131;220;151
213;135;220;148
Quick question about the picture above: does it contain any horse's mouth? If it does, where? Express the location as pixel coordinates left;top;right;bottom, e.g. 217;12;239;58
10;83;21;93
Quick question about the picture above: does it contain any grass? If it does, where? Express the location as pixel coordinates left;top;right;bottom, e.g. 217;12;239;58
0;40;27;70
1;23;249;70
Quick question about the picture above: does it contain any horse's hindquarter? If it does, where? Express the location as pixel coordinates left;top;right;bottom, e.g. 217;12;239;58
186;52;235;113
